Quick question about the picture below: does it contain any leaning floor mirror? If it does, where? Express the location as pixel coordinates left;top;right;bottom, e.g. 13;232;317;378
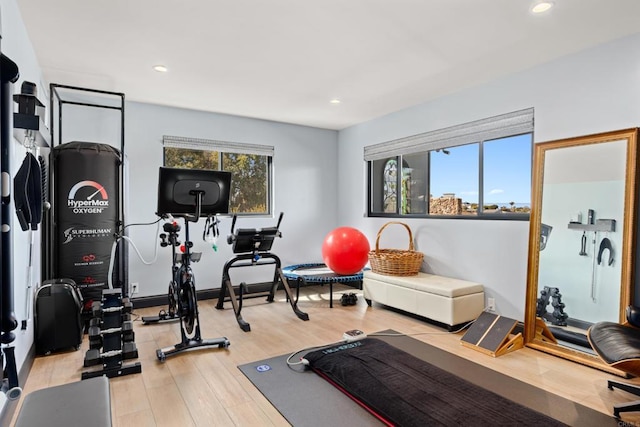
524;128;638;374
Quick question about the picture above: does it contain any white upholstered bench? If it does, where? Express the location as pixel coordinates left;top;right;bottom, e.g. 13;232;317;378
363;270;485;328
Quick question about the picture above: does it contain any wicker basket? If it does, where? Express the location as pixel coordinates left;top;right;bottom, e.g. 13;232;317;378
368;221;423;276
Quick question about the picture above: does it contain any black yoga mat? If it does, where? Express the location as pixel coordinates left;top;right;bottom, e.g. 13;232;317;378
305;338;563;426
238;331;617;427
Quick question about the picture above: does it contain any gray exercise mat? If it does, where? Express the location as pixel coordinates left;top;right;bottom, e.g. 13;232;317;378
238;331;617;427
239;352;376;426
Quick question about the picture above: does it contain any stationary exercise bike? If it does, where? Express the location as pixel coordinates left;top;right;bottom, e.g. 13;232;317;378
154;167;231;360
216;212;309;331
141;219;182;325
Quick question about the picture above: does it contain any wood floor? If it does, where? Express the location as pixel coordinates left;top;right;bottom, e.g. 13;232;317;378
11;284;640;426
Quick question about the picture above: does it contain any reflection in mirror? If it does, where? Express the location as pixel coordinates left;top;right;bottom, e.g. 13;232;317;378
525;129;638;374
539;141;625;325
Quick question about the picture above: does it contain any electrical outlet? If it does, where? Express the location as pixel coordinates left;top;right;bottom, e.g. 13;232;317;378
487;297;496;312
131;282;139;294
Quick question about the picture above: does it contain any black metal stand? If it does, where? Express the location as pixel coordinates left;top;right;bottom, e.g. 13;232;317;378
216;213;308;332
46;84;128;295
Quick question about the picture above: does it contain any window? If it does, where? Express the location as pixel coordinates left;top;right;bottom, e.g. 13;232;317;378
482;134;532;214
430;144;480;215
365;109;533;218
382;159;397;213
163;136;273;215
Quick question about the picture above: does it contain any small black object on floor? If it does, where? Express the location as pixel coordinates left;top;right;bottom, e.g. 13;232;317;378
340;293;358;306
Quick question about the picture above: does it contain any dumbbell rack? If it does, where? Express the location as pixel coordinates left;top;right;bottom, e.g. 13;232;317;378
82;288;141;379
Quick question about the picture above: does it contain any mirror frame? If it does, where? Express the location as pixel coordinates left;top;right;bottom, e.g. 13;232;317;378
524;128;639;374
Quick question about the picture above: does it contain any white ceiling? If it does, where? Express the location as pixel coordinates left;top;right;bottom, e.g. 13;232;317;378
15;0;640;130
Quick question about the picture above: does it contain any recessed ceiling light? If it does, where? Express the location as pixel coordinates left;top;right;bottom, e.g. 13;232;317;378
153;65;168;73
531;1;554;14
329;99;341;104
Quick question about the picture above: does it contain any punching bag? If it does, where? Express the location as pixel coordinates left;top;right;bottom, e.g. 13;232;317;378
53;142;121;302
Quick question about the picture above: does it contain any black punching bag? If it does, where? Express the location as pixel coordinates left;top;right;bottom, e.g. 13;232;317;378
52;142;121;303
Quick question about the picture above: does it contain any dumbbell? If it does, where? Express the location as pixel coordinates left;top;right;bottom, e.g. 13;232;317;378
122;321;135;342
88;325;103;349
92;301;103;317
123;342;138;360
84;349;101;367
121;297;133;314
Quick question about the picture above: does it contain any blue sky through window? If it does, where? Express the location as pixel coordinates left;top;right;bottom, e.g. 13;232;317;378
429;134;532;206
483;134;532;206
430;143;479;204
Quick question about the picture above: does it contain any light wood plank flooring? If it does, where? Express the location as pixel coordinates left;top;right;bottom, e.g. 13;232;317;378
11;284;640;426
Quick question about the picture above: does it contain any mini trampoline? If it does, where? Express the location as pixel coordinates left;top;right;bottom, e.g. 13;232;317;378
281;263;365;308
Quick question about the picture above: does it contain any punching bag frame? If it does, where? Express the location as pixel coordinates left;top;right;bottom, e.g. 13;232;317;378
44;84;128;296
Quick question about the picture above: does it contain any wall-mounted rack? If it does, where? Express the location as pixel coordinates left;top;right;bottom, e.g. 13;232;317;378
13;82;50;147
13;119;50;147
567;219;616;232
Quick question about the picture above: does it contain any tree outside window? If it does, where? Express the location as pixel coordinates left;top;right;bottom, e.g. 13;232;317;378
164;147;271;214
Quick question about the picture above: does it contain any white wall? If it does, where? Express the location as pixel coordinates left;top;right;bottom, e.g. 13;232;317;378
337;33;640;320
55;99;340;297
123;103;338;296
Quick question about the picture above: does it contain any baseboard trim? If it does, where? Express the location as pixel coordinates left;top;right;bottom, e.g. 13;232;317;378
131;282;277;309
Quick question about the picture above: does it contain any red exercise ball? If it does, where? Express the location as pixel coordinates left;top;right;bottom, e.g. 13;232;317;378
322;227;370;275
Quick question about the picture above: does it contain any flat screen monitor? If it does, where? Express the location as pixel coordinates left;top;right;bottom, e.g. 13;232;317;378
157;167;231;217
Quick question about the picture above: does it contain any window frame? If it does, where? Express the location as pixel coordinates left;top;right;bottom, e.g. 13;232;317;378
365;109;534;220
162;135;274;216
